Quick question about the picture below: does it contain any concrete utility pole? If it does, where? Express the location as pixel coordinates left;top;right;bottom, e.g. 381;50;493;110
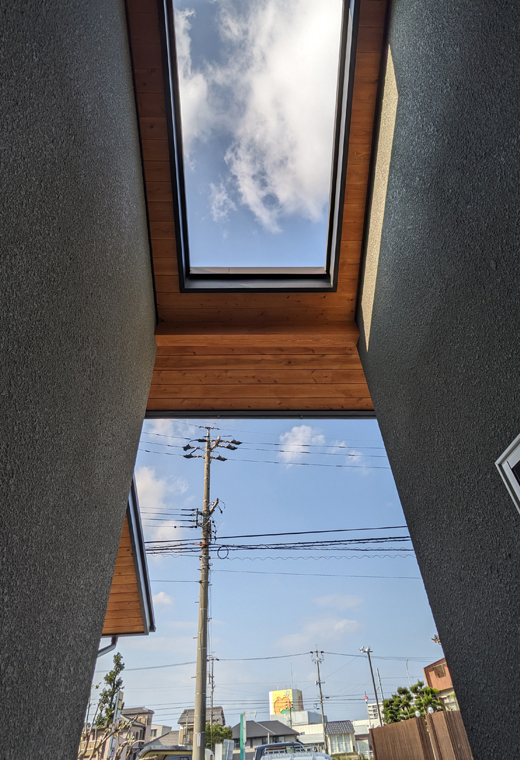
311;649;329;754
208;655;218;749
376;668;384;702
360;647;382;727
184;428;241;760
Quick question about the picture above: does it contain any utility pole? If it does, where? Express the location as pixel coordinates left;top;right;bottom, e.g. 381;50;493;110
311;649;329;754
184;428;241;760
376;668;384;702
360;647;382;727
208;655;218;750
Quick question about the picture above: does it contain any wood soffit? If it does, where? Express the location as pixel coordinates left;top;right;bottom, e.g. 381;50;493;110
103;515;148;636
125;0;388;412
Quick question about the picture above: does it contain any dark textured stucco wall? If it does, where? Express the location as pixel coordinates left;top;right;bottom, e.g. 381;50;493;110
0;1;156;757
358;2;520;758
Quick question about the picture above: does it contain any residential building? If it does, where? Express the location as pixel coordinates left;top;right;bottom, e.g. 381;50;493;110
423;658;459;710
150;724;174;740
274;711;325;751
121;707;155;744
3;0;519;758
231;720;300;759
325;721;356;756
179;707;226;745
366;704;382;726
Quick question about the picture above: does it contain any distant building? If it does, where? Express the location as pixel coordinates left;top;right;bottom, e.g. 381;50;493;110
231;719;300;760
178;707;226;745
351;717;378;757
365;703;382;725
423;658;459;710
121;707;155;744
150;724;174;740
325;721;356;756
269;690;304;717
274;711;325;751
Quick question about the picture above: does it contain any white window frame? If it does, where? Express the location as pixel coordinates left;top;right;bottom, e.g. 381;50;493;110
495;432;520;514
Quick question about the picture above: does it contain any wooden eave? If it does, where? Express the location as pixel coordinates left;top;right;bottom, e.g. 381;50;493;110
125;0;388;413
103;482;155;637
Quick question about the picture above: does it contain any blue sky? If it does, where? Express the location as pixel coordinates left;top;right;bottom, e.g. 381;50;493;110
174;0;343;268
93;418;443;730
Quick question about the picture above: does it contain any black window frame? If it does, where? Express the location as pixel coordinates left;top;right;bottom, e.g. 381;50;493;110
157;0;360;293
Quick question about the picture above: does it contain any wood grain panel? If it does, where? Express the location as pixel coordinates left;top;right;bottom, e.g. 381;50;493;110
146;397;374;411
102;517;145;636
153;354;363;369
152;369;366;385
148;384;371;399
123;0;387;414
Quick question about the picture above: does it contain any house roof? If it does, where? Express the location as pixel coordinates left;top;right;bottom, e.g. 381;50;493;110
102;480;155;638
325;721;354;735
178;707;225;726
137;730;188;753
122;706;155;715
231;720;299;739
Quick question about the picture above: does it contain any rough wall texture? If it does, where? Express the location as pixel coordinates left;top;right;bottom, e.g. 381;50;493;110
0;1;156;758
358;2;520;759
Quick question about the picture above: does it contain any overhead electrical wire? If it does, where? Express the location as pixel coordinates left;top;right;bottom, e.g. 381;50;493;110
141;438;388;459
142;429;387;450
138;448;390;470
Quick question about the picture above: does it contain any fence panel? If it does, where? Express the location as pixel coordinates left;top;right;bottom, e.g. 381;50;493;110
370;717;435;760
427;711;474;760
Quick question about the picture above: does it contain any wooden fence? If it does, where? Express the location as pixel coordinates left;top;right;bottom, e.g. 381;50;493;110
427;710;474;760
369;712;474;760
370;717;435;760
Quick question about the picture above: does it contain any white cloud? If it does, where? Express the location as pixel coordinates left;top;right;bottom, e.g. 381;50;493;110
276;617;360;650
135;465;169;515
174;9;212;155
313;594;363;611
279;424;325;464
175;0;342;231
134;465;186;542
153;591;174;606
209;181;237;222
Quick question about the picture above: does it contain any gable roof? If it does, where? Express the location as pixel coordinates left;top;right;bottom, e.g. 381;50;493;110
178;707;225;726
231;720;299;740
325;721;354;735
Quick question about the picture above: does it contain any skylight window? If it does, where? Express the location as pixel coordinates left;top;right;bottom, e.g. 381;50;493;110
160;0;358;290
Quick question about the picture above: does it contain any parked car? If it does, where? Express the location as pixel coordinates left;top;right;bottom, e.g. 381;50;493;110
254;742;307;760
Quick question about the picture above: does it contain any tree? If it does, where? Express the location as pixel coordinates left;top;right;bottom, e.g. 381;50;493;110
383;680;444;724
206;723;233;750
95;652;125;728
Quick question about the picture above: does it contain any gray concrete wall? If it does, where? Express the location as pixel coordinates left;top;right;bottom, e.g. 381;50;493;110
0;1;156;757
358;2;520;759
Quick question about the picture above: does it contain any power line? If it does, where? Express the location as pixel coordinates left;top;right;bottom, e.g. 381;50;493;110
143;429;386;450
138;448;390;470
152;570;422;580
142;438;388;459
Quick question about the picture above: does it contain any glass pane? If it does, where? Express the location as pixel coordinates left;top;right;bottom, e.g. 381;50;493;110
173;0;343;268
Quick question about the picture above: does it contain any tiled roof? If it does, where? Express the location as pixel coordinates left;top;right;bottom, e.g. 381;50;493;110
325;721;354;735
231;720;299;739
178;707;225;726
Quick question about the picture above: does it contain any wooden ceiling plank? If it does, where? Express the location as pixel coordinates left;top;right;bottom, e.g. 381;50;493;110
152;369;367;385
146;397;374;411
155;322;359;347
155;344;358;356
153;354;364;370
148;384;372;399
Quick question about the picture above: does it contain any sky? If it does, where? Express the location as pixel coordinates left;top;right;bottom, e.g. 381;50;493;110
174;0;343;268
92;418;444;731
